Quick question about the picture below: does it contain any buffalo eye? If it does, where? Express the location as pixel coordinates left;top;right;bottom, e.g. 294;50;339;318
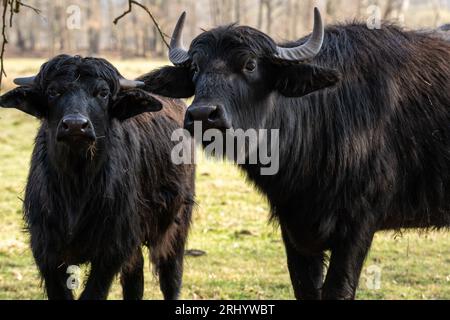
191;62;200;77
244;58;257;73
97;88;110;99
47;87;61;99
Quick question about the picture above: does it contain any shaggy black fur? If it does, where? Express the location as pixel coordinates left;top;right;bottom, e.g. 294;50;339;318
0;55;195;300
144;23;450;300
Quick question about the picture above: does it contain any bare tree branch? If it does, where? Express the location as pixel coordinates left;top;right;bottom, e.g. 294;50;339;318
16;1;41;15
1;0;11;84
0;0;42;90
113;0;170;49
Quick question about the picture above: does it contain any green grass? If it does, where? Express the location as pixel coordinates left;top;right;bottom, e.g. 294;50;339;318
0;58;448;300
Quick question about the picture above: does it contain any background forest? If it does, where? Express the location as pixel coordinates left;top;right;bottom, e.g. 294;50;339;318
4;0;450;59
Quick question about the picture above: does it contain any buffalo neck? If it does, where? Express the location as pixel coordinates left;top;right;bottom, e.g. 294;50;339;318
42;122;116;205
239;94;323;205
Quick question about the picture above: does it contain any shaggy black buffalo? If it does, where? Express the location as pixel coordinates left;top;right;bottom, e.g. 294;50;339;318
143;9;450;299
0;55;195;300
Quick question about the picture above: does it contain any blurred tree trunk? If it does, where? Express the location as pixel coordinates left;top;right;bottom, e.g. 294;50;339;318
257;0;273;34
15;29;26;51
327;0;340;19
28;24;36;51
234;0;241;23
304;0;316;30
384;0;397;18
87;1;101;55
291;0;300;39
384;0;410;21
210;0;219;25
285;0;292;39
47;1;55;56
108;0;119;52
221;0;231;23
358;0;369;16
258;0;263;29
132;11;140;56
266;0;272;34
431;0;442;27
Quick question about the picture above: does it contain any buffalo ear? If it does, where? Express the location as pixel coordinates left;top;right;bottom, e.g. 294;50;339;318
273;63;341;98
111;88;163;121
138;66;195;98
0;87;44;118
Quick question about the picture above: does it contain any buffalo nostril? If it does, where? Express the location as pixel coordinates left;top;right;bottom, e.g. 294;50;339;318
62;122;69;130
81;122;89;130
208;107;220;122
185;111;194;123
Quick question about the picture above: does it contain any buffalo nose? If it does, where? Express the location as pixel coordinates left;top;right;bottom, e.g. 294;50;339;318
184;105;231;133
62;116;89;132
57;115;95;142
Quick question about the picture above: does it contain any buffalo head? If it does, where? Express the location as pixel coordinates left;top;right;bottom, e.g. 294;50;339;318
146;8;341;135
0;55;162;160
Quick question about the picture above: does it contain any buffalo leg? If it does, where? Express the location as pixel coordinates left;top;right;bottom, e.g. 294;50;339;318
154;232;186;300
322;230;375;300
281;227;324;300
41;264;74;300
79;261;120;300
120;247;144;300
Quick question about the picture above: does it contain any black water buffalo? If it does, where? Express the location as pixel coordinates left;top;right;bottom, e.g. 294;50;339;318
144;9;450;299
0;55;195;300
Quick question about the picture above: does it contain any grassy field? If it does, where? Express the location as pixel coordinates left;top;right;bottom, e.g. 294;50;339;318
0;58;448;300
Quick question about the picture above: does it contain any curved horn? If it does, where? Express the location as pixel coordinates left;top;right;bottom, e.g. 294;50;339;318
274;7;324;62
169;12;191;66
13;76;36;87
119;78;145;89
